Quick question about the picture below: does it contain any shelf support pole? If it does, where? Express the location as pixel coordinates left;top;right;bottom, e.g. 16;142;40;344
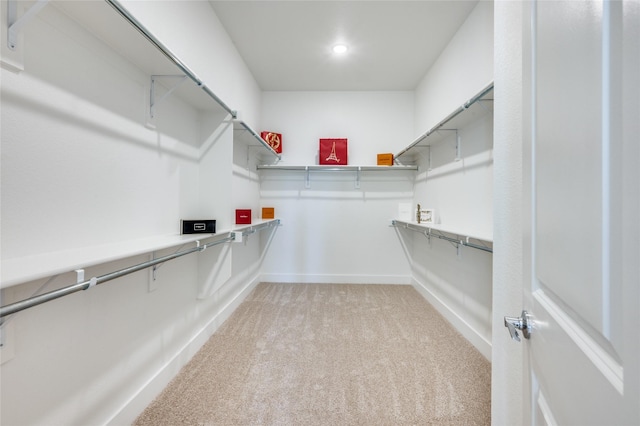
7;0;49;50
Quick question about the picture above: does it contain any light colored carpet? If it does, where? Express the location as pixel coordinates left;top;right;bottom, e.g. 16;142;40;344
134;283;491;425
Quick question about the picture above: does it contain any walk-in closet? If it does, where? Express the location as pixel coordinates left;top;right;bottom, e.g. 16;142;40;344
2;0;638;425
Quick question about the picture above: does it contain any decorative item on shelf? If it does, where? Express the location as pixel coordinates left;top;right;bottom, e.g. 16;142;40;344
181;219;216;234
398;203;412;221
260;131;282;154
419;208;435;224
377;153;394;166
319;138;348;165
235;209;252;225
262;207;275;219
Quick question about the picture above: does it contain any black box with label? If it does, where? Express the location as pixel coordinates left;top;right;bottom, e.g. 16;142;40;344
181;220;216;234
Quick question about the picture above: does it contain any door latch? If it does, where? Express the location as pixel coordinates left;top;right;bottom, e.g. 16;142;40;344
504;310;533;341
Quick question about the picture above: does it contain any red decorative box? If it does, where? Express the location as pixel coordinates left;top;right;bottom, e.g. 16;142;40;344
261;131;282;154
235;209;251;225
319;138;348;165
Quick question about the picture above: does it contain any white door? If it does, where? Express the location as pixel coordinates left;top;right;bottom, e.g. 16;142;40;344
518;0;639;424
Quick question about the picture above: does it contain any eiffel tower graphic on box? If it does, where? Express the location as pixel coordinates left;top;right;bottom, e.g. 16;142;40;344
325;141;340;163
319;138;348;165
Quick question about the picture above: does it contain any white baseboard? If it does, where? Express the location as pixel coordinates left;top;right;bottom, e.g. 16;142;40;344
107;276;261;425
259;273;412;285
412;277;492;361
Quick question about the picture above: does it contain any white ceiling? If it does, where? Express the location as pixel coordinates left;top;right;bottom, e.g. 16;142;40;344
208;1;479;92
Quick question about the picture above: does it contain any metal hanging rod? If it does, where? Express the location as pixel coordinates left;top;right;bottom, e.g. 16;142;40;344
256;165;418;172
104;0;237;119
395;81;494;159
392;220;493;253
237;220;279;236
0;220;281;320
0;235;228;320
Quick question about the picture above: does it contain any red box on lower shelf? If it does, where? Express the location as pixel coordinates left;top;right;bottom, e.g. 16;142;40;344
235;209;252;224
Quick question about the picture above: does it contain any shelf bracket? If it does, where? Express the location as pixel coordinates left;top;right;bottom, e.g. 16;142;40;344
7;0;49;51
75;269;85;284
437;129;460;162
355;167;361;189
476;98;494;114
150;75;187;119
305;166;311;188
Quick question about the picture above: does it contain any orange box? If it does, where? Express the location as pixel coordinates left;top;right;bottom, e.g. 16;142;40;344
262;207;275;219
377;153;394;166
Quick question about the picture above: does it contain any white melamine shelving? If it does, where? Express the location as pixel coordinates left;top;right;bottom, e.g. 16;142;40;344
392;219;493;252
395;82;494;164
53;0;233;123
256;164;418;189
1;219;280;289
53;1;292;161
256;165;418;172
1;0;285;290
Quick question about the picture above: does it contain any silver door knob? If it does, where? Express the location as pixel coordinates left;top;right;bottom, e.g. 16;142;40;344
504;310;533;341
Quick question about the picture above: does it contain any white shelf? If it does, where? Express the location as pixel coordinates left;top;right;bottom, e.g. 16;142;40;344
233;121;281;160
395;82;494;163
256;165;418;172
257;164;418;188
1;219;280;289
232;218;280;233
392;219;493;247
53;0;233;118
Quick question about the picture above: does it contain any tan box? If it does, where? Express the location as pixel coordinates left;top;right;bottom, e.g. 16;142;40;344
377;153;394;166
262;207;275;219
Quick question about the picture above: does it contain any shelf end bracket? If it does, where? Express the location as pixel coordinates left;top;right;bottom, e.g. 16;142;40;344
150;74;187;119
7;0;49;51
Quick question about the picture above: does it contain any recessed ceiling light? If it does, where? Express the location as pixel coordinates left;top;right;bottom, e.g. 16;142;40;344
332;44;348;54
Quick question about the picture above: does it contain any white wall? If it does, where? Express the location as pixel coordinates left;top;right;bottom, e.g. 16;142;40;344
0;1;268;424
120;0;263;127
414;0;494;136
259;91;415;284
409;1;494;359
